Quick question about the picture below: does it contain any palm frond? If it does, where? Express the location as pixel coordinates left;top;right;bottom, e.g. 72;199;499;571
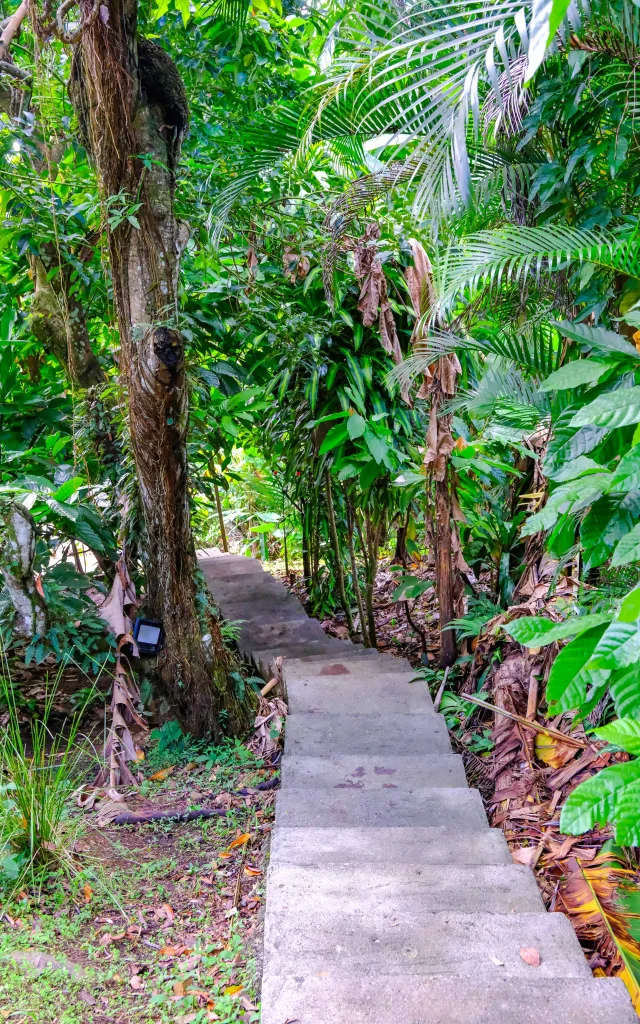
436;225;640;312
203;0;251;28
311;0;576;216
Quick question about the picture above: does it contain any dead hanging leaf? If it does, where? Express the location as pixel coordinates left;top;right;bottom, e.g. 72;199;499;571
283;248;310;284
535;730;578;770
229;833;251;849
149;766;175;782
520;947;541;967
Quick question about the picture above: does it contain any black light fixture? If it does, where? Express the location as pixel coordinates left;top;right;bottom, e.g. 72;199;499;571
133;617;164;655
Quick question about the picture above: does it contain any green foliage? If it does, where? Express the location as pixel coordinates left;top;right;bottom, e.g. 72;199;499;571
0;666;88;891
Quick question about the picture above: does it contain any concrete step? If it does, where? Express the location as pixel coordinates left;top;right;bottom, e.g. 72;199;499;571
284;712;453;757
280;753;468;789
199;555;265;578
228;598;308;624
252;642;377;671
275;785;489;828
214;586;293;612
260;974;636;1024
265;862;544;916
282;652;416;675
264;909;590;979
271;825;512;865
238;618;327;654
251;642;376;677
207;574;283;598
283;668;432;714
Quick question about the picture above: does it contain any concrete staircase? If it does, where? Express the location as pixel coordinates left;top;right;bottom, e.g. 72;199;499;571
200;552;636;1024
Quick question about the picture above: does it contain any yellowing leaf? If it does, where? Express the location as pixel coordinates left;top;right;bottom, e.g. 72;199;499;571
618;966;640;1013
535;730;577;769
244;866;261;876
148;766;175;781
83;883;93;903
228;833;251;849
224;985;243;996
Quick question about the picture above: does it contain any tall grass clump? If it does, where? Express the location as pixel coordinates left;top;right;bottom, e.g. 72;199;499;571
0;651;90;892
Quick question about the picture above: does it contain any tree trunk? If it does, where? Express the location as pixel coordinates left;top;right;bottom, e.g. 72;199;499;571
436;475;457;668
364;510;382;649
70;2;248;737
213;482;228;552
301;500;312;589
325;472;354;634
344;490;369;646
30;252;104;389
392;520;408;566
0;501;48;638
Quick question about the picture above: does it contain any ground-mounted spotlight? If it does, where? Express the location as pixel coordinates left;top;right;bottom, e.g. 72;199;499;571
133;617;164;655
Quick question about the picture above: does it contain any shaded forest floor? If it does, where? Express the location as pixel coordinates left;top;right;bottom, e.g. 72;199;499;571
0;741;273;1024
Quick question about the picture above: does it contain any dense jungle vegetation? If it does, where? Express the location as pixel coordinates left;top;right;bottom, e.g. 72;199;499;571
4;0;640;1016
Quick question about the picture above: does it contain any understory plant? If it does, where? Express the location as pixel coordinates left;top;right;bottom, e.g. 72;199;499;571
0;655;90;890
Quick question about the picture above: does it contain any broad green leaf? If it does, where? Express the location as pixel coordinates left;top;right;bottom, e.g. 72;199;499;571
608;445;640;493
546;624;608;714
52;476;83;501
392;576;433;601
581;491;640;571
73;518;107;553
45;563;92;590
612;524;640;567
364;429;389;465
596;718;640;755
610;666;640;719
571;387;640;429
521;474;611;536
547;456;604;483
319;423;349;454
560;759;640;843
539;360;613;392
176;0;190;25
542;415;609;477
43;498;79;521
347;413;366;440
620;585;640;623
589;621;640;670
554;320;640;360
504;613;612;648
